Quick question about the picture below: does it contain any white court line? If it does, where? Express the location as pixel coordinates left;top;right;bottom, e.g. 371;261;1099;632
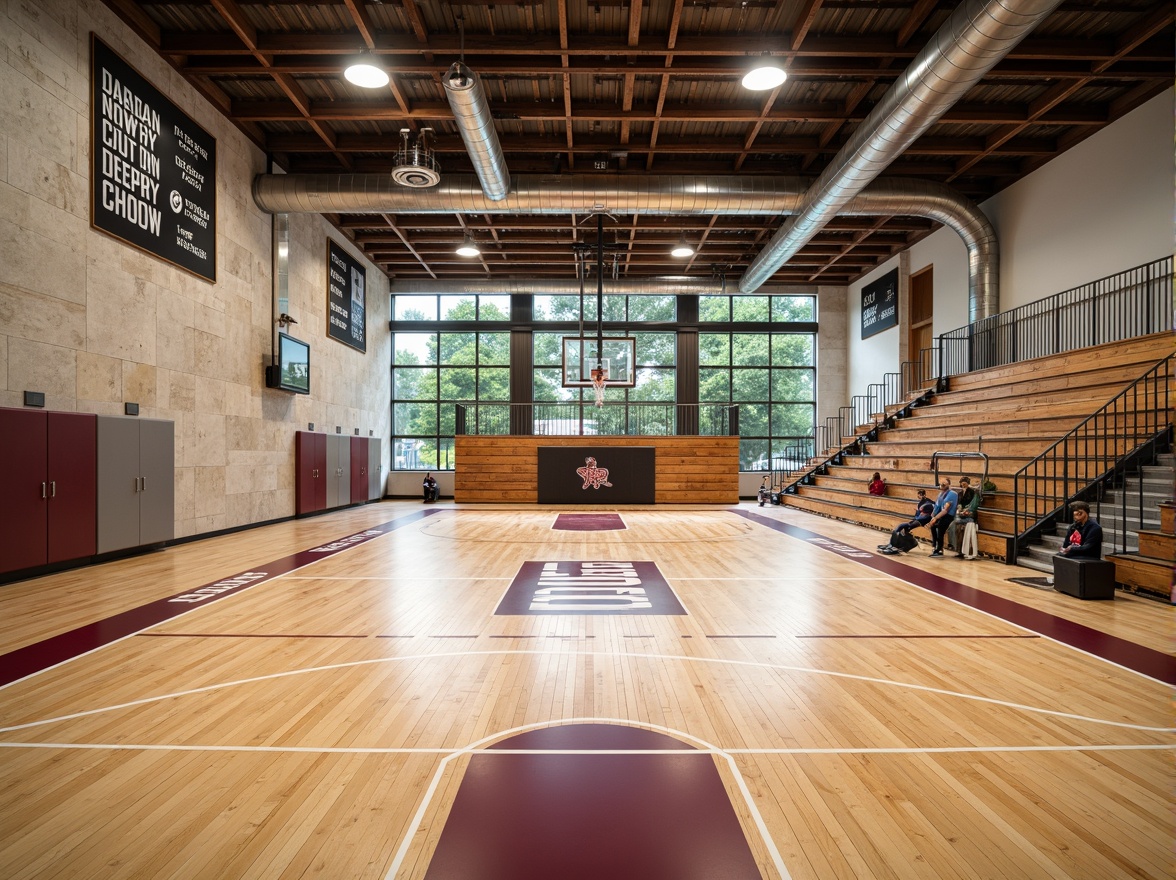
0;742;1168;756
1;649;1169;735
736;510;1176;687
0;511;439;694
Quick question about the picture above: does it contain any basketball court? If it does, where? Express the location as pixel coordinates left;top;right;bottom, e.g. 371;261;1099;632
0;501;1170;879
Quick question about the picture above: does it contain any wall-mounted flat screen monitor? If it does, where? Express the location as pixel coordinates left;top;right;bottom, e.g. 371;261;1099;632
266;332;310;394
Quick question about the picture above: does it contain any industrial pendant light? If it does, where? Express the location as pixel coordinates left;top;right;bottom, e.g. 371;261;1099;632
456;234;481;257
344;55;390;89
742;64;786;91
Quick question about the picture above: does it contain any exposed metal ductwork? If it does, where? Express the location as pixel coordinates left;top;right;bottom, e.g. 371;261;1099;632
254;173;817;216
842;179;999;323
252;173;997;314
443;62;511;201
738;0;1064;307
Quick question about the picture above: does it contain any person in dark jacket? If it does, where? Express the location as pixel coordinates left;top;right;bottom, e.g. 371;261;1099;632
422;473;439;502
1056;501;1103;558
878;489;934;554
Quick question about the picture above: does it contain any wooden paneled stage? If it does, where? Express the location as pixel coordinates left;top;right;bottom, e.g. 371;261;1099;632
454;435;740;503
0;500;1171;879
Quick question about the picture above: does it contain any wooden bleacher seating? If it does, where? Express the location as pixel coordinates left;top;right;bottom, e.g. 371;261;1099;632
1107;500;1175;601
783;332;1172;562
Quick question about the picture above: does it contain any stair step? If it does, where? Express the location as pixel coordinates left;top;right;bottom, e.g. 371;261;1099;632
1105;553;1172;597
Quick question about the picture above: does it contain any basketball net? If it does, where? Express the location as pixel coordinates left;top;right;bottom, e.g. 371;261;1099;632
590;367;606;408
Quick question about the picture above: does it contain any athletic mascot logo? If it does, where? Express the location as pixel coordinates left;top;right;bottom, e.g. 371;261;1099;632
575;456;613;490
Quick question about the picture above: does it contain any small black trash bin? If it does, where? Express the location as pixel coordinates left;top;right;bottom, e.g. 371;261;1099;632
1052;556;1116;600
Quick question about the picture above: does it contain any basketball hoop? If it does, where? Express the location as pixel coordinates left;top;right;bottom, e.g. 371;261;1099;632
590;367;606;408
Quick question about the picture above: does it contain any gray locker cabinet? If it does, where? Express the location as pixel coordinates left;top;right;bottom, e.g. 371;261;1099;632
139;419;175;545
368;438;382;501
97;416;175;554
325;434;351;509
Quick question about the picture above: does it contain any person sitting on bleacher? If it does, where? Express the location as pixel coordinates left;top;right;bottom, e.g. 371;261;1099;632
878;488;934;555
1055;501;1103;558
948;477;981;559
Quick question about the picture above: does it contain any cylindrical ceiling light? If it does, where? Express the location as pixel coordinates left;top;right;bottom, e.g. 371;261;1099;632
344;55;390;89
742;64;786;91
456;235;481;257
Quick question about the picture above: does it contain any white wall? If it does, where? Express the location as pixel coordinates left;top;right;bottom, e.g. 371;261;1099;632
985;92;1172;308
388;470;453;499
847;89;1172;404
0;0;391;537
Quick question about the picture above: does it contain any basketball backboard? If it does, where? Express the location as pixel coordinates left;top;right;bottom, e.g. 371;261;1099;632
561;336;636;387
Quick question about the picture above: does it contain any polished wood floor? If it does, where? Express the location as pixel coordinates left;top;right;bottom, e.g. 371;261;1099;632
0;500;1171;879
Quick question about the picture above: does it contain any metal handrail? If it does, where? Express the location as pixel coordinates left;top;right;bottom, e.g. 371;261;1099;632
937;256;1170;377
931;451;990;488
781;356;937;495
1010;353;1173;563
453;401;740;437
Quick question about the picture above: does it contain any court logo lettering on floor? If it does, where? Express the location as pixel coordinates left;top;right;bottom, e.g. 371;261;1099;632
496;561;687;615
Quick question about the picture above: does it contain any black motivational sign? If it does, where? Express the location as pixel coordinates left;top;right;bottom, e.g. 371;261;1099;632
90;35;217;282
861;268;898;339
327;240;367;352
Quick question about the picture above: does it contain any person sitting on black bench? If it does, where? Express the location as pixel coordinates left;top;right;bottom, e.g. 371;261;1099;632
1055;501;1102;559
878;488;934;555
422;472;439;503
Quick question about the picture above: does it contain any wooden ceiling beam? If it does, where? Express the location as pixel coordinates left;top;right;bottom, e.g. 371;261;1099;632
895;0;940;49
208;0;258;52
158;30;1157;62
790;0;824;52
339;215;936;232
949;5;1173;181
229;98;1110;127
175;53;1172;81
341;0;378;49
269;131;856;155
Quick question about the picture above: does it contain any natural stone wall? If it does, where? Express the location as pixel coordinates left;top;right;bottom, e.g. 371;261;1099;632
0;0;391;539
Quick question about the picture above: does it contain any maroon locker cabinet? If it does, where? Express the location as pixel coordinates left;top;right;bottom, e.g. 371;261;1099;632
350;436;369;504
0;408;96;575
46;412;97;563
0;408;49;573
295;431;327;514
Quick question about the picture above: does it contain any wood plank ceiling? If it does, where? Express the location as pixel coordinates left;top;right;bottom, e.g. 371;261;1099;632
104;0;1173;287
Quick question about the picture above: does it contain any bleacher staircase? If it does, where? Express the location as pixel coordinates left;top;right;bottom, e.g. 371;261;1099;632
783;333;1172;568
1106;494;1175;600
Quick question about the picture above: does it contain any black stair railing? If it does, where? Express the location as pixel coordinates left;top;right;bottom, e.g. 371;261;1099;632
1010;354;1173;563
781;354;936;495
938;256;1171;377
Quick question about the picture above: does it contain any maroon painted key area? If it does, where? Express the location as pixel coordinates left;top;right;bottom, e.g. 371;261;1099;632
424;724;764;880
553;513;627;531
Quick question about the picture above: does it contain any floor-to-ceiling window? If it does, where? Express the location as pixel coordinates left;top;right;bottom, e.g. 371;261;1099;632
391;294;510;471
698;295;816;470
390;291;815;471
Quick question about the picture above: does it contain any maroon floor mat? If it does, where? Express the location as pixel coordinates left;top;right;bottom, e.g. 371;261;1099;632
553;513;627;531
